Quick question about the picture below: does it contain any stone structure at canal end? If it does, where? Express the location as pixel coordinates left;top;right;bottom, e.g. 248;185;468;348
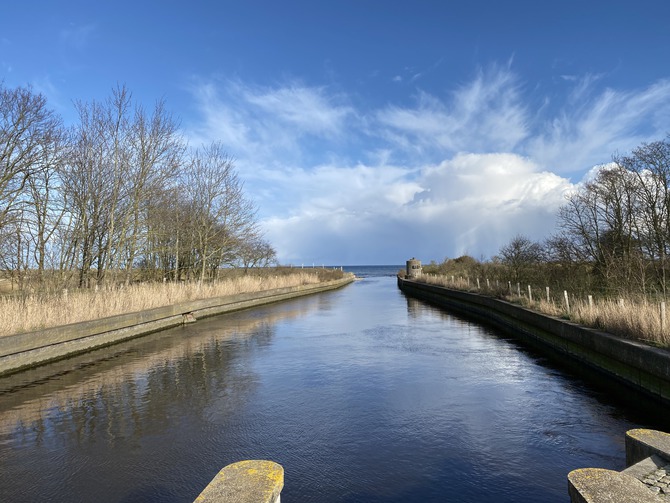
406;258;422;278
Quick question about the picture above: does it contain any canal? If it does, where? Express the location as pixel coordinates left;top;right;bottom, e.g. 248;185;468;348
1;267;669;502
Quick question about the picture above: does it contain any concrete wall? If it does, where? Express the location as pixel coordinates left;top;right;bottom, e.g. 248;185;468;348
0;277;354;377
398;277;670;405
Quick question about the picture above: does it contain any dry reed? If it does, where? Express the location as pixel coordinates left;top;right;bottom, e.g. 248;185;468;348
414;274;670;347
0;272;333;337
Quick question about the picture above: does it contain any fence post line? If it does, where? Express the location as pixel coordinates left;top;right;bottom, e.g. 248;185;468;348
564;290;570;314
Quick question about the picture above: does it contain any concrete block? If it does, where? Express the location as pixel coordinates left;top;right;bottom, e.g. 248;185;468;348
627;429;670;466
194;460;283;503
568;468;664;502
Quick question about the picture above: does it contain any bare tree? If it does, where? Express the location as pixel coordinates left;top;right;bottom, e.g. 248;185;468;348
0;84;62;274
616;137;670;294
18;117;71;287
184;143;258;281
118;99;184;284
558;163;643;294
0;82;276;291
235;233;277;272
499;234;545;284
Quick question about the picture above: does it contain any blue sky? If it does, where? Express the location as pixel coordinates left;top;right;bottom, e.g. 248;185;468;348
2;1;670;265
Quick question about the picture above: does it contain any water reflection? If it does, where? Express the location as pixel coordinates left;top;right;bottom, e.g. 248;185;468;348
0;278;668;502
0;300;321;503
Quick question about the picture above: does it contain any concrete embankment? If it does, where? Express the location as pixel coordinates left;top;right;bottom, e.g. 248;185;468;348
0;276;354;377
398;276;670;405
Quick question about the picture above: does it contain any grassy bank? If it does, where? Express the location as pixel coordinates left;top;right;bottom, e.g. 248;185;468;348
0;268;347;337
413;273;670;347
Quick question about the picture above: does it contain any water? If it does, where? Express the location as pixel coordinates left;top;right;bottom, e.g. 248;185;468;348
0;271;668;502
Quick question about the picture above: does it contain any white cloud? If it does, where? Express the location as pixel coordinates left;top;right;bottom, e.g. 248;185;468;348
185;65;670;263
262;153;574;264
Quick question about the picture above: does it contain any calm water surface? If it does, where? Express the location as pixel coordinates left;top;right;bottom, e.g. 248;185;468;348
1;266;669;502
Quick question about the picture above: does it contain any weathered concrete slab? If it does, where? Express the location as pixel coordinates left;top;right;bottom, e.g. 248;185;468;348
623;454;669;481
627;429;670;466
195;460;283;503
568;468;665;502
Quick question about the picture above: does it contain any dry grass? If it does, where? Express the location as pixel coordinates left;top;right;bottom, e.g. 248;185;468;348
414;273;670;347
0;270;346;337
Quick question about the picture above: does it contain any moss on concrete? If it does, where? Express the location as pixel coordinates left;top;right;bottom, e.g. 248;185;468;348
194;460;284;503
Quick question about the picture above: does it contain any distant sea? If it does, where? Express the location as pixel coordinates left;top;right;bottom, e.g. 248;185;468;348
340;265;404;278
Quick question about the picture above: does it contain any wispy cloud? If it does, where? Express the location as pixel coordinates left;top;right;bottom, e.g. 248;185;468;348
243;83;353;137
187;78;354;165
59;23;96;51
529;78;670;174
376;64;529;155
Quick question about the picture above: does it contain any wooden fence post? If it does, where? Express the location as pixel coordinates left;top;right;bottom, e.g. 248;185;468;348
661;302;666;333
546;286;550;303
528;285;532;302
564;290;570;314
